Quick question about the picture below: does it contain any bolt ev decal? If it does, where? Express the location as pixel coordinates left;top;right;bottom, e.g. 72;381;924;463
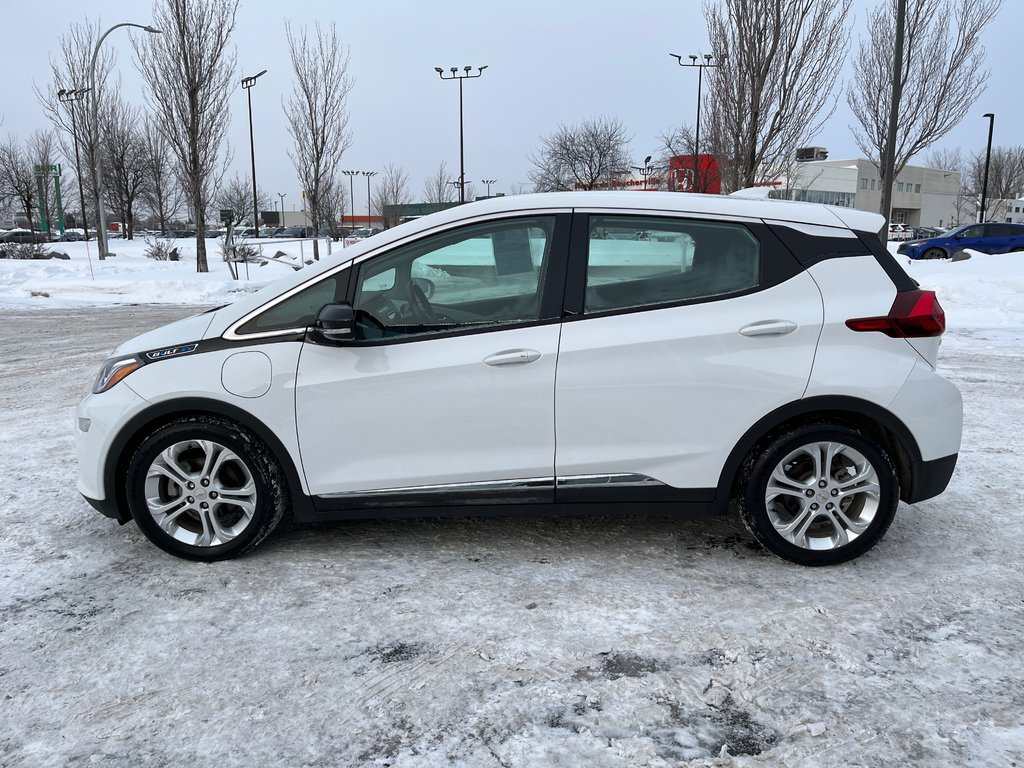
145;343;199;361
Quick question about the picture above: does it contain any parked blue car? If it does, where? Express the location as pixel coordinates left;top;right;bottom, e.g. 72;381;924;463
898;222;1024;259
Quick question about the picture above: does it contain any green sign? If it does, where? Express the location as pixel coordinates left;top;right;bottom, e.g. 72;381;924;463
34;164;60;175
219;209;234;223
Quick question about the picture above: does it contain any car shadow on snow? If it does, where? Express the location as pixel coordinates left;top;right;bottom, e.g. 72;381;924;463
262;511;771;563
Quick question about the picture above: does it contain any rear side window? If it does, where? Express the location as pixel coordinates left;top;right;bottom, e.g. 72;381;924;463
584;216;759;314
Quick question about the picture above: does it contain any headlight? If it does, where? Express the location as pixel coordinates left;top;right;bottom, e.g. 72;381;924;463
93;356;142;394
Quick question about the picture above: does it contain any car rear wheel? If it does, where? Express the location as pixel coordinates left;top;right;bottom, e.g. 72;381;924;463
921;247;947;260
738;425;899;566
126;416;287;561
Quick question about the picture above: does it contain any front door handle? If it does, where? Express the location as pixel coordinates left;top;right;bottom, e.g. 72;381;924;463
483;349;542;366
739;320;798;337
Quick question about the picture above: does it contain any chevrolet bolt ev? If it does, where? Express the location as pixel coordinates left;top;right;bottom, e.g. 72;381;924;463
77;192;963;565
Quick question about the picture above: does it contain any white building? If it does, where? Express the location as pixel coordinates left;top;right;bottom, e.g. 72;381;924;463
1002;198;1024;224
778;157;963;228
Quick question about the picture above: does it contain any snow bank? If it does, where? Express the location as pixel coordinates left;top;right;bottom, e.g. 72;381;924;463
0;237;338;308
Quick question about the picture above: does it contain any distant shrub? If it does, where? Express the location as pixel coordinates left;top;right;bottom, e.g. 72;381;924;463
143;236;177;261
0;242;51;260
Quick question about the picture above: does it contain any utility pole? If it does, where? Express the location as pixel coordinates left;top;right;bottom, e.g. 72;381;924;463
879;0;907;237
434;65;488;203
241;69;267;235
670;53;725;192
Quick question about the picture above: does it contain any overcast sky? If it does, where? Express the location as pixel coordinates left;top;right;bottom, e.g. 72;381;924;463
2;0;1020;214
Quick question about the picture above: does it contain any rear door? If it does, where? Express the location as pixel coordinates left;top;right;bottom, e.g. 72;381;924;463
554;212;823;497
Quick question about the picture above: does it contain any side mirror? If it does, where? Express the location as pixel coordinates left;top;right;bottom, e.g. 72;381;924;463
313;302;355;344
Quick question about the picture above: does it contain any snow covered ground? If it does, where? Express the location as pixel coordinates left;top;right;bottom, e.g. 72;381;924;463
1;241;1023;766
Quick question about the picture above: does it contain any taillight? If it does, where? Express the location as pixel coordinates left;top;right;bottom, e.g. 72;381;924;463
846;289;945;338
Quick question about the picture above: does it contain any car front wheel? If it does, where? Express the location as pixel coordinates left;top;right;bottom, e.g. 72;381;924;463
126;415;287;561
739;425;899;566
921;247;947;260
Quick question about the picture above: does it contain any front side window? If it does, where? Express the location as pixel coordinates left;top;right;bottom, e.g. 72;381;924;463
583;216;759;314
237;275;342;334
352;216;555;340
961;226;984;238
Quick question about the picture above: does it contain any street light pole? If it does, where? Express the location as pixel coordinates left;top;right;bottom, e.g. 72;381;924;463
669;53;724;192
980;112;995;223
342;170;360;232
481;179;497;197
434;65;488;204
362;171;377;228
90;22;161;259
241;69;267;236
58;88;91;242
631;156;654;191
277;192;285;226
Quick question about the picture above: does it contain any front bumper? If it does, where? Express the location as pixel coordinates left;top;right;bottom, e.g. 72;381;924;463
76;382;151;519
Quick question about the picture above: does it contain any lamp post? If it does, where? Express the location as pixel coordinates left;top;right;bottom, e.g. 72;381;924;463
481;178;497;197
433;65;488;204
632;156;654;191
90;22;161;259
669;52;724;193
342;170;360;232
277;192;285;226
980;112;995;223
57;87;91;242
362;170;377;228
241;69;267;236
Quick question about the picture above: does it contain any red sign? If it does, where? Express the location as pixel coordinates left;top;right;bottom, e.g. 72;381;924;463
668;154;721;194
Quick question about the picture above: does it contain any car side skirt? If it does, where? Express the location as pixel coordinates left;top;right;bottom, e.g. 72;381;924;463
308;474;717;521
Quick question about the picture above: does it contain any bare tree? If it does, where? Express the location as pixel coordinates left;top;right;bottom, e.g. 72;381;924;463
139;117;184;234
37;19;116;249
371;164;411;229
101;99;149;239
703;0;852;193
528;116;631;192
316;175;349;238
216;172;269;229
284;22;354;260
848;0;1003;217
135;0;239;272
423;161;456;204
0;136;38;234
967;146;1024;221
926;147;973;225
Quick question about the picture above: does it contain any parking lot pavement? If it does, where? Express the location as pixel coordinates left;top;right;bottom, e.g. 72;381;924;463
1;306;1022;767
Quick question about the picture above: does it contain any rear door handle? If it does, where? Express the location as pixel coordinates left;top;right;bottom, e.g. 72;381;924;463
483;349;542;366
739;320;798;337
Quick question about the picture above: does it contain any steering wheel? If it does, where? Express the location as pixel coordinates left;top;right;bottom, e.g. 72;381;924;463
406;280;436;322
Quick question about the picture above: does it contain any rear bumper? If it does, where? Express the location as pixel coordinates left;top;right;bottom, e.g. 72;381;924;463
82;493;130;523
906;453;958;503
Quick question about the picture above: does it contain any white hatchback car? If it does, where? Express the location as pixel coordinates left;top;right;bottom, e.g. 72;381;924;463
78;192;962;565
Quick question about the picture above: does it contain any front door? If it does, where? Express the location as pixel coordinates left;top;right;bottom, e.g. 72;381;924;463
295;213;569;503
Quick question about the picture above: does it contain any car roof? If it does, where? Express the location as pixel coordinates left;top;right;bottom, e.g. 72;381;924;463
412;191;884;234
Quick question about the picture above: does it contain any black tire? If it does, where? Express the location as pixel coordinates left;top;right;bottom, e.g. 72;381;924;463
921;247;947;260
737;424;899;566
126;415;287;561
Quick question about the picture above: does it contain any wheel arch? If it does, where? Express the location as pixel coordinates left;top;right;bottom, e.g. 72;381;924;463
716;395;921;509
104;397;312;524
